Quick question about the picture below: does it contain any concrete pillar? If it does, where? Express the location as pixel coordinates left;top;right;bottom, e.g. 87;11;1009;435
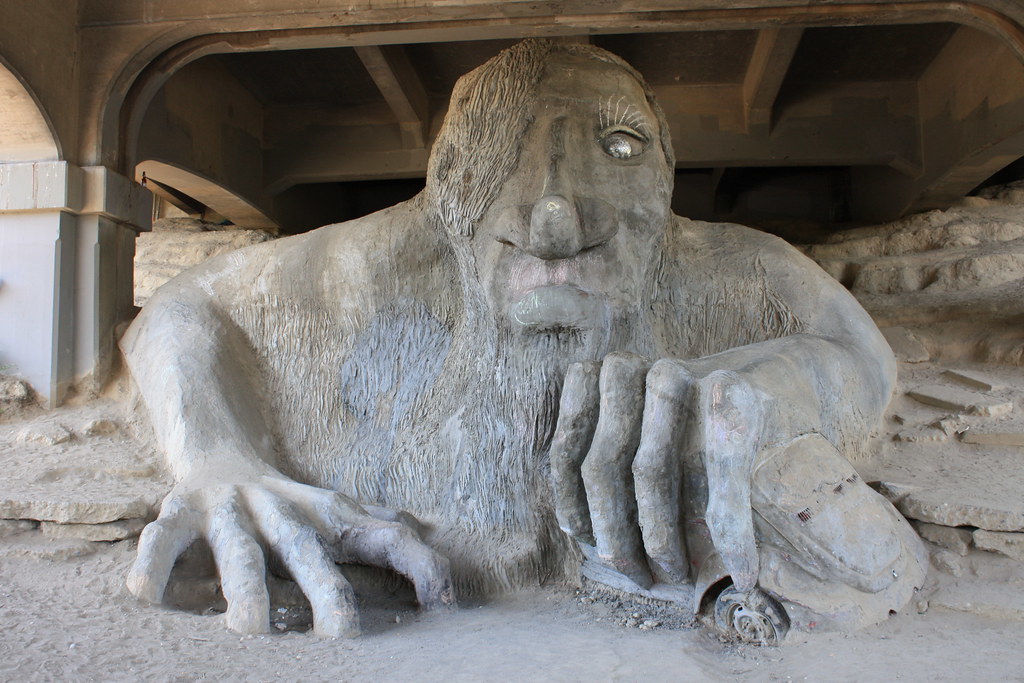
0;161;150;407
75;167;149;394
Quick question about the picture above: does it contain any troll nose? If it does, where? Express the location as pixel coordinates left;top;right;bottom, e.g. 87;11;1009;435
528;195;583;260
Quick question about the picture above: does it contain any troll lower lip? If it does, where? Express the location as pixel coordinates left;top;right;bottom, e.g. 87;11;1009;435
510;284;605;331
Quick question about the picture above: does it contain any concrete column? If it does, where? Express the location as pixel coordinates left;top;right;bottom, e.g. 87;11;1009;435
0;161;150;407
75;167;149;394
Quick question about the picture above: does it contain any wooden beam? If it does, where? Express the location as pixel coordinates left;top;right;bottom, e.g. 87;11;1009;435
910;146;1024;212
549;35;591;44
742;27;804;131
263;80;921;193
655;81;921;172
906;24;1024;213
355;45;429;149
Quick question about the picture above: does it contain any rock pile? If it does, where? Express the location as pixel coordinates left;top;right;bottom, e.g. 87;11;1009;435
801;185;1024;617
0;401;168;558
0;374;33;419
804;192;1024;365
861;360;1024;618
134;217;276;306
874;363;1024;541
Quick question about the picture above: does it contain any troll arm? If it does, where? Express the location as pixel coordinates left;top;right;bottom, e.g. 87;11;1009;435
122;278;454;637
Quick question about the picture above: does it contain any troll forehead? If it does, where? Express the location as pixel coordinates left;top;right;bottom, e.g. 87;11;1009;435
427;40;673;238
541;54;647;93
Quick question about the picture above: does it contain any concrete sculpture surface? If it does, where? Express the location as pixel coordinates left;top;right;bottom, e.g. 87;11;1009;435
121;40;927;643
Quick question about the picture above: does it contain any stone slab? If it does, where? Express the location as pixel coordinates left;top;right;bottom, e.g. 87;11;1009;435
974;530;1024;562
898;492;1024;532
40;517;147;541
914;521;972;556
880;326;930;363
868;436;1024;534
0;533;99;561
907;384;1013;417
942;369;1006;392
961;430;1024;447
0;405;168;526
928;547;1024;620
0;495;152;524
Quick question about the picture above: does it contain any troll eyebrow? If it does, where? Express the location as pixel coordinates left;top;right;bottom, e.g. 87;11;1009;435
598;94;651;137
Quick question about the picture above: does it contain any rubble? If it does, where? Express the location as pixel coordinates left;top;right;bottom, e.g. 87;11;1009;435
973;529;1024;562
880;327;930;363
805;197;1024;366
914;521;972;556
906;384;1013;417
16;423;71;446
894;426;947;443
134;220;276;306
0;376;31;404
81;418;119;437
932;416;970;436
943;369;1005;392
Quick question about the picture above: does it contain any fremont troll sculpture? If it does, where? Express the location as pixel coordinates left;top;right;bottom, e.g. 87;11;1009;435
122;40;927;644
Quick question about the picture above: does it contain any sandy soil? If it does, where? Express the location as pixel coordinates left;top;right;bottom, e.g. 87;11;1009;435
1;537;1023;682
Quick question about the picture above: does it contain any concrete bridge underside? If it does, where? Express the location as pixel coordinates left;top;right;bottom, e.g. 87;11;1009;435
4;0;1024;403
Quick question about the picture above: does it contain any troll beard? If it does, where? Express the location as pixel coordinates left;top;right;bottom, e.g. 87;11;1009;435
390;253;657;594
283;232;657;595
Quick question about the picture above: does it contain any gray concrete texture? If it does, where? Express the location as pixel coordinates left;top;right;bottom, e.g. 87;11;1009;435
122;41;926;643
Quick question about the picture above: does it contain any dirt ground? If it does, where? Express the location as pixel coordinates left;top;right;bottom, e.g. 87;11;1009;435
1;537;1023;682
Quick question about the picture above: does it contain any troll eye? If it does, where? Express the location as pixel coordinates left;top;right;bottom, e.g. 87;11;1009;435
598;126;647;160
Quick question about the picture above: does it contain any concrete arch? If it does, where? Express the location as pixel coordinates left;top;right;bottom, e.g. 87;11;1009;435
0;58;60;162
135;159;278;229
